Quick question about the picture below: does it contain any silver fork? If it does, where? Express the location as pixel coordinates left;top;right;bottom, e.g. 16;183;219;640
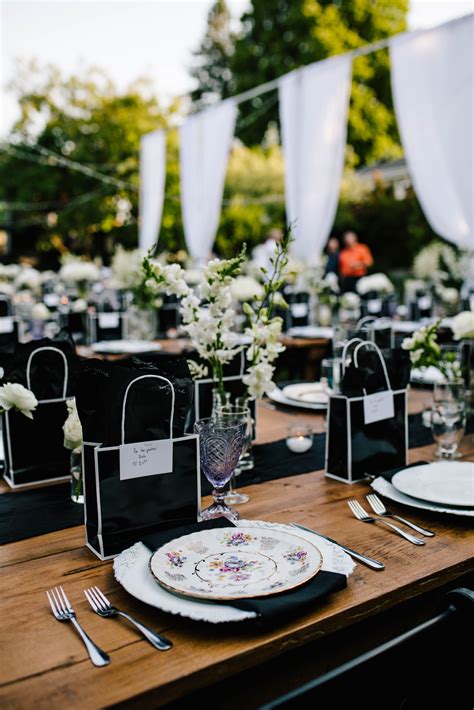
84;586;172;651
366;494;435;537
46;586;110;667
347;500;425;546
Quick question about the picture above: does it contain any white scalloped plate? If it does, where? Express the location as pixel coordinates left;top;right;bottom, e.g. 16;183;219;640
268;387;327;411
113;520;355;623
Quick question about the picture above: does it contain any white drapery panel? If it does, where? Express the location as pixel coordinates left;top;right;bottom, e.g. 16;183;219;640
139;129;166;252
390;15;474;249
279;55;352;259
179;102;237;261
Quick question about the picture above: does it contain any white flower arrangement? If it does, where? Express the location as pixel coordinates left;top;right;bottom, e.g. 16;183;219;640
356;273;394;295
110;246;144;290
242;229;292;400
59;258;100;285
143;250;246;400
451;311;474;341
231;276;265;302
31;303;51;321
0;382;38;419
413;242;469;287
402;321;461;381
14;267;42;292
437;286;460;305
340;292;361;309
0;264;21;282
71;298;88;313
63;398;83;451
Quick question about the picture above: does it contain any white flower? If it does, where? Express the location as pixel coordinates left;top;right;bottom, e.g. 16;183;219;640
31;303;50;321
110;246;144;289
14;267;42;291
321;272;340;294
0;382;38;419
63;398;83;450
183;268;203;286
231;276;265;302
451;311;474;340
438;287;459;305
187;360;209;380
72;298;88;313
340;292;361;309
243;361;276;399
356;273;394;295
59;259;100;284
0;282;13;296
0;263;21;281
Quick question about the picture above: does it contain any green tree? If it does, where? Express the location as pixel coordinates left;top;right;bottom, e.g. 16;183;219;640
189;0;235;107
194;0;408;165
0;62;183;262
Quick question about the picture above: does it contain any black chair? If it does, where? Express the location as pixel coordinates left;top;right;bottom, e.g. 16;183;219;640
260;588;473;710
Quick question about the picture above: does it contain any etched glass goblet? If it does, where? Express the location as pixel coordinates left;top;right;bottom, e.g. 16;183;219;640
194;417;245;522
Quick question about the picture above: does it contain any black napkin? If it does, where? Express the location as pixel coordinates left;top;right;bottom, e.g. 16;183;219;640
378;460;430;482
142;518;346;622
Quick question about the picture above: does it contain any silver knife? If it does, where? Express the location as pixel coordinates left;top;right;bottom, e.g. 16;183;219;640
291;523;385;571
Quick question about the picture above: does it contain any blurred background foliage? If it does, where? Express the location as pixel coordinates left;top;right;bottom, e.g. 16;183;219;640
0;0;445;274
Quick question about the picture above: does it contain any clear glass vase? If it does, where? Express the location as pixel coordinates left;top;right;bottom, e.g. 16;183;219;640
125;305;157;341
70;447;84;504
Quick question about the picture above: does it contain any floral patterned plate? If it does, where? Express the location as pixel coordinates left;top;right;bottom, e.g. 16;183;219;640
149;527;323;600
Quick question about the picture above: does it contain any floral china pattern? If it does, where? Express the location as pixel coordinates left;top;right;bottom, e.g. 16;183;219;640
165;550;187;568
150;527;323;600
203;554;264;583
220;531;254;547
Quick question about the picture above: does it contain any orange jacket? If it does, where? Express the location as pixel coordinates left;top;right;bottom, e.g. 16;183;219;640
339;243;373;277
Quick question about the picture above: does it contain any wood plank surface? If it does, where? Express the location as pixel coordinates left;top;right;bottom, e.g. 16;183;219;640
0;391;473;709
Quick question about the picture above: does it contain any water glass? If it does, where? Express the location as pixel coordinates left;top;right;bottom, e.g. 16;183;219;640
431;401;466;460
194;417;245;522
321;357;343;393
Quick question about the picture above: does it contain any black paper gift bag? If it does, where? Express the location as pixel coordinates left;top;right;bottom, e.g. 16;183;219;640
78;361;200;560
325;341;409;483
2;335;79;487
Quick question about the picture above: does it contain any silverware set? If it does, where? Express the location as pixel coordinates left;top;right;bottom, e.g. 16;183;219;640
348;493;435;546
47;585;172;666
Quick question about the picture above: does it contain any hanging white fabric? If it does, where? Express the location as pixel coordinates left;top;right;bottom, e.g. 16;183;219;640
179;101;237;261
279;55;352;259
139;129;166;252
390;15;474;249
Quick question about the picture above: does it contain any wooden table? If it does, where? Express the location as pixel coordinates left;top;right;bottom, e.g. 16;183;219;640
1;393;473;709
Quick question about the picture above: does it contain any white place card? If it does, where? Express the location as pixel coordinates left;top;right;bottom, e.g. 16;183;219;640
367;298;382;314
119;439;173;480
363;390;394;424
0;317;14;334
98;312;120;329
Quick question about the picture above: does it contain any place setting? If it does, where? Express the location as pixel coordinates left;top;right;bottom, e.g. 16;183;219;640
0;3;473;706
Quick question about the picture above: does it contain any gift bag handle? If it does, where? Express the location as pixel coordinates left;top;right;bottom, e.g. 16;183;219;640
356;315;377;330
353;341;391;392
121;374;175;445
341;337;364;374
26;346;68;398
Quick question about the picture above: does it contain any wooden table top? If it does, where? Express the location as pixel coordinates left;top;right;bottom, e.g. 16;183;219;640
0;391;473;708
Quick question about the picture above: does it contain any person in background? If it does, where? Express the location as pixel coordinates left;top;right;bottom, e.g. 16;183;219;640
339;231;373;292
252;228;283;274
324;236;340;278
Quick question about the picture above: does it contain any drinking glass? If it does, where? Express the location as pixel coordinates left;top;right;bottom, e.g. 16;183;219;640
215;404;252;505
433;380;465;407
321;357;343;393
431;401;466;459
194;417;245;522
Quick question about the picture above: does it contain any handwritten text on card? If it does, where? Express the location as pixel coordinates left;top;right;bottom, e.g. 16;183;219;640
119;439;173;480
363;390;395;425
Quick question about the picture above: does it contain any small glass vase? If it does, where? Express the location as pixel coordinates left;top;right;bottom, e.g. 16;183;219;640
70;447;84;504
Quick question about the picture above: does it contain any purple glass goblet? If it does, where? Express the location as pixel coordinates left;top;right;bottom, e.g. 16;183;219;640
194;417;245;522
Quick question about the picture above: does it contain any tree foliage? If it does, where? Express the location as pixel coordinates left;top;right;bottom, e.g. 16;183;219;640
192;0;408;165
0;62;180;261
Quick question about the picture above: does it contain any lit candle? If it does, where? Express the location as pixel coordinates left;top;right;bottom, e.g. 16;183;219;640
286;435;312;453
